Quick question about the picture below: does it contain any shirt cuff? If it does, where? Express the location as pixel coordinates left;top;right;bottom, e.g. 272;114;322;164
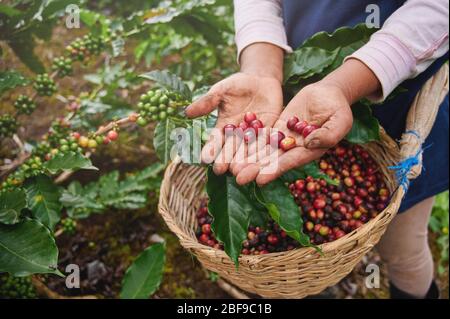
236;22;293;63
345;32;416;102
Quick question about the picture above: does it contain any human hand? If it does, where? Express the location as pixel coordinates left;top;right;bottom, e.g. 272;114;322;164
185;72;283;174
231;81;353;185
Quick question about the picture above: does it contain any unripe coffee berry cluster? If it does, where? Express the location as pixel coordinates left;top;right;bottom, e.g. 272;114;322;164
291;142;390;245
136;89;187;126
1;156;45;191
0;274;37;299
52;56;73;78
34;73;57;97
61;218;77;235
14;95;36;115
0;114;18;138
66;34;105;62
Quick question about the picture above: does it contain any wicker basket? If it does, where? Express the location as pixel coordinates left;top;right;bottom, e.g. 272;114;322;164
158;65;449;299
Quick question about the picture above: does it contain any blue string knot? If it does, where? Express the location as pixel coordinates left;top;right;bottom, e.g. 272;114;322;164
388;130;431;192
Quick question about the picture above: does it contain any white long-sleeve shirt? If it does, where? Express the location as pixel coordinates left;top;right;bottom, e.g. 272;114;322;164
234;0;449;100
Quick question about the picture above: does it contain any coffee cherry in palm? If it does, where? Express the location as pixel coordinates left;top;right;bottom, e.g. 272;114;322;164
14;95;36;115
34;73;56;97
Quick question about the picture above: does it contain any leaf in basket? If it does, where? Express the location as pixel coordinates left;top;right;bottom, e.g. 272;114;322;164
206;168;253;267
346;104;381;144
281;161;339;186
255;179;310;247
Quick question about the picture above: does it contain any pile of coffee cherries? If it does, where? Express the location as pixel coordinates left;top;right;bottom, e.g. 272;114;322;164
196;142;391;254
292;142;390;245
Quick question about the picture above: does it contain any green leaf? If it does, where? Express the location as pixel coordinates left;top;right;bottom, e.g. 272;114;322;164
284;24;377;85
111;37;125;57
0;189;26;225
255;179;310;246
0;71;29;95
283;47;339;84
206;168;253;266
120;243;166;299
281;162;338;186
8;35;45;73
300;24;376;73
303;162;339;186
0;218;61;276
0;4;21;17
60;181;104;219
45;152;98;174
153;117;193;165
133;163;165;181
140;70;192;100
24;175;62;231
346;104;381;144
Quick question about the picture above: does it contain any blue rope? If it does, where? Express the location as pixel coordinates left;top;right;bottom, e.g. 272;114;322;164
388;130;431;192
404;130;421;139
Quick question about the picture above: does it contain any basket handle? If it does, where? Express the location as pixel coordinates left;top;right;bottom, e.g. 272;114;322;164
393;64;449;189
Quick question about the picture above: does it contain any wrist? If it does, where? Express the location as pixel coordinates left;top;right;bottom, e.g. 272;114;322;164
240;43;284;84
320;59;381;104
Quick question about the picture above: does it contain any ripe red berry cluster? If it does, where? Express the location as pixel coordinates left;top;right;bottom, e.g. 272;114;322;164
290;142;390;245
223;112;264;144
195;201;223;250
195;199;300;255
196;142;391;253
286;116;320;138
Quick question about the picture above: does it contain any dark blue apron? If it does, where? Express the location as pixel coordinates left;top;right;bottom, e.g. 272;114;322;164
283;0;449;212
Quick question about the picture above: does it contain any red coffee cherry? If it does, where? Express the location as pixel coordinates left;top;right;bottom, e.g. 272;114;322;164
107;130;119;141
269;131;285;148
294;121;308;135
223;124;236;134
302;125;320;138
250;119;264;131
244;112;257;124
238;122;249;131
280;136;296;151
287;116;299;130
244;129;256;143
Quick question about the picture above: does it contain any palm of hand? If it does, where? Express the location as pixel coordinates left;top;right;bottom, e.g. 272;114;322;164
213;73;283;128
233;84;353;186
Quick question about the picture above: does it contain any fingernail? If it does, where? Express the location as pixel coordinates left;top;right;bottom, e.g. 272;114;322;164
307;139;320;149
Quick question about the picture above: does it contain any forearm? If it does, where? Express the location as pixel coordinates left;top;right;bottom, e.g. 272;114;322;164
347;0;449;101
240;43;284;84
320;59;381;105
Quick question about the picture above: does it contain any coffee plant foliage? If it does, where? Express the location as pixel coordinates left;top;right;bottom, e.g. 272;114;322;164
0;0;236;297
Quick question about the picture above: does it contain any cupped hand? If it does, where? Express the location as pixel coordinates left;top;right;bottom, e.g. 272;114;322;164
233;82;354;186
185;72;283;175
